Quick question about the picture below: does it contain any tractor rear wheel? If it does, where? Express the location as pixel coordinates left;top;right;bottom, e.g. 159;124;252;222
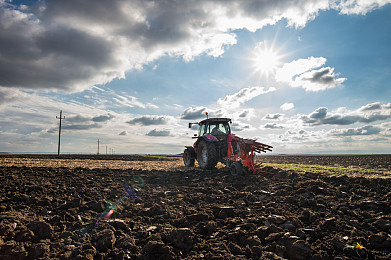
230;161;242;176
197;140;218;169
183;147;195;167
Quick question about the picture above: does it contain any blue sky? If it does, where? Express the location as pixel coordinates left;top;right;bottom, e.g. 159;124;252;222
0;0;390;154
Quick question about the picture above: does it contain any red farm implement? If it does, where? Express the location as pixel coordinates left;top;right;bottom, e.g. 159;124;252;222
183;116;273;175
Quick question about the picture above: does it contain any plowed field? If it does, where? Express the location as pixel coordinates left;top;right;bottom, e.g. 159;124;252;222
0;154;390;259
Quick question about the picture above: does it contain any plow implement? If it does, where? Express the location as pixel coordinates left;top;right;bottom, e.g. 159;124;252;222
226;136;273;175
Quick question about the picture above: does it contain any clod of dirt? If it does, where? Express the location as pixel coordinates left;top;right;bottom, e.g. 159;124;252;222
142;240;174;259
369;232;391;249
28;243;50;258
286;239;314;260
107;219;129;231
214;206;236;218
28;220;53;240
167;228;194;251
14;228;34;242
93;229;116;252
268;215;286;224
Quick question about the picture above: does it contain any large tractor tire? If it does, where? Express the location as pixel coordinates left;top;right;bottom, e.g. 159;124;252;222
183;147;195;167
197;140;218;169
230;161;243;176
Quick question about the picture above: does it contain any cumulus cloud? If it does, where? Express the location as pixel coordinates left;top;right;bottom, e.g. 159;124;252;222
46;113;115;132
263;113;284;120
280;102;295;111
217;86;276;109
359;102;382;111
146;129;171;136
238;110;251;118
180;106;207;120
264;123;284;129
3;0;379;92
92;114;115;122
126;115;169;125
329;125;382;136
301;102;391;126
333;0;391;15
230;122;251;131
119;131;128;136
277;129;321;142
275;57;346;91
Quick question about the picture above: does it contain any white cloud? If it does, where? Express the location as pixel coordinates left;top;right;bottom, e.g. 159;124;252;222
0;87;32;109
333;0;391;15
276;57;326;82
217;86;276;109
276;57;346;91
280;102;295;111
236;109;255;120
2;0;382;92
300;102;391;125
264;123;285;129
230;122;251;131
329;125;382;136
180;106;207;120
263;113;284;120
146;129;171;137
126;115;170;126
119;130;128;136
113;94;157;109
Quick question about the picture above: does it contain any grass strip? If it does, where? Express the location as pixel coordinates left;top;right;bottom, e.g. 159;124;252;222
262;163;390;179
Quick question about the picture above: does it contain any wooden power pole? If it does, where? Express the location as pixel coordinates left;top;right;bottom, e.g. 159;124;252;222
56;110;65;156
97;139;100;155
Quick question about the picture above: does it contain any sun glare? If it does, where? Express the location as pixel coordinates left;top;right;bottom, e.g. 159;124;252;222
251;42;282;78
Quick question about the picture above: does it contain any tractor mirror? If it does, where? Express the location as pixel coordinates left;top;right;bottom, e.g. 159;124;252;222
188;123;192;128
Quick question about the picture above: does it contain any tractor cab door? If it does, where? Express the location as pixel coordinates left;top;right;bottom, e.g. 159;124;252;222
199;123;209;136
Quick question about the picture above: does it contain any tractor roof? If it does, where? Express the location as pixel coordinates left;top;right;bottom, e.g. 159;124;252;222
199;118;232;125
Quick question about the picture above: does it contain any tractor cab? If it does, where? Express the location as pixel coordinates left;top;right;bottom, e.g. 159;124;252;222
197;118;231;139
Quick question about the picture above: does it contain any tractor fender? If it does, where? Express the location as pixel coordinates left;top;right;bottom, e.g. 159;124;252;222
204;134;218;141
193;134;218;153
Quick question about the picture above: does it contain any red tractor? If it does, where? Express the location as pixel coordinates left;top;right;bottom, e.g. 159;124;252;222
183;116;273;175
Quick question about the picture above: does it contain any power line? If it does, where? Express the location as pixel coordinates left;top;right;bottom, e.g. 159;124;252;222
56;110;65;156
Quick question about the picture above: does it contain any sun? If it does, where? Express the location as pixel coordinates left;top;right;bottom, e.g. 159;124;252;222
251;42;282;78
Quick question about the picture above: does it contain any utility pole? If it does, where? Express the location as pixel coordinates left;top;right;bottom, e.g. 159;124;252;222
56;110;65;156
97;139;100;155
106;145;107;155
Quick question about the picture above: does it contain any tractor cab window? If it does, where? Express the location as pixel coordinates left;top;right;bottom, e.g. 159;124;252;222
210;122;230;136
199;121;231;136
199;123;207;136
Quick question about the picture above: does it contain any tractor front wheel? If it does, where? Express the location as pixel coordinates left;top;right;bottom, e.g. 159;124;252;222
230;161;242;176
183;147;195;167
197;140;218;169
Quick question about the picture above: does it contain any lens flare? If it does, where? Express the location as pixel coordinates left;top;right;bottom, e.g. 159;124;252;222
131;175;144;191
78;174;145;242
101;201;117;219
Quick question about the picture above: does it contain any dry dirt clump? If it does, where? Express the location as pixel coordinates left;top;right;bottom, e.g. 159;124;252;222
0;154;390;259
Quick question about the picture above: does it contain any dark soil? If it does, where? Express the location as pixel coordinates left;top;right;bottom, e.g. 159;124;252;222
0;155;390;259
